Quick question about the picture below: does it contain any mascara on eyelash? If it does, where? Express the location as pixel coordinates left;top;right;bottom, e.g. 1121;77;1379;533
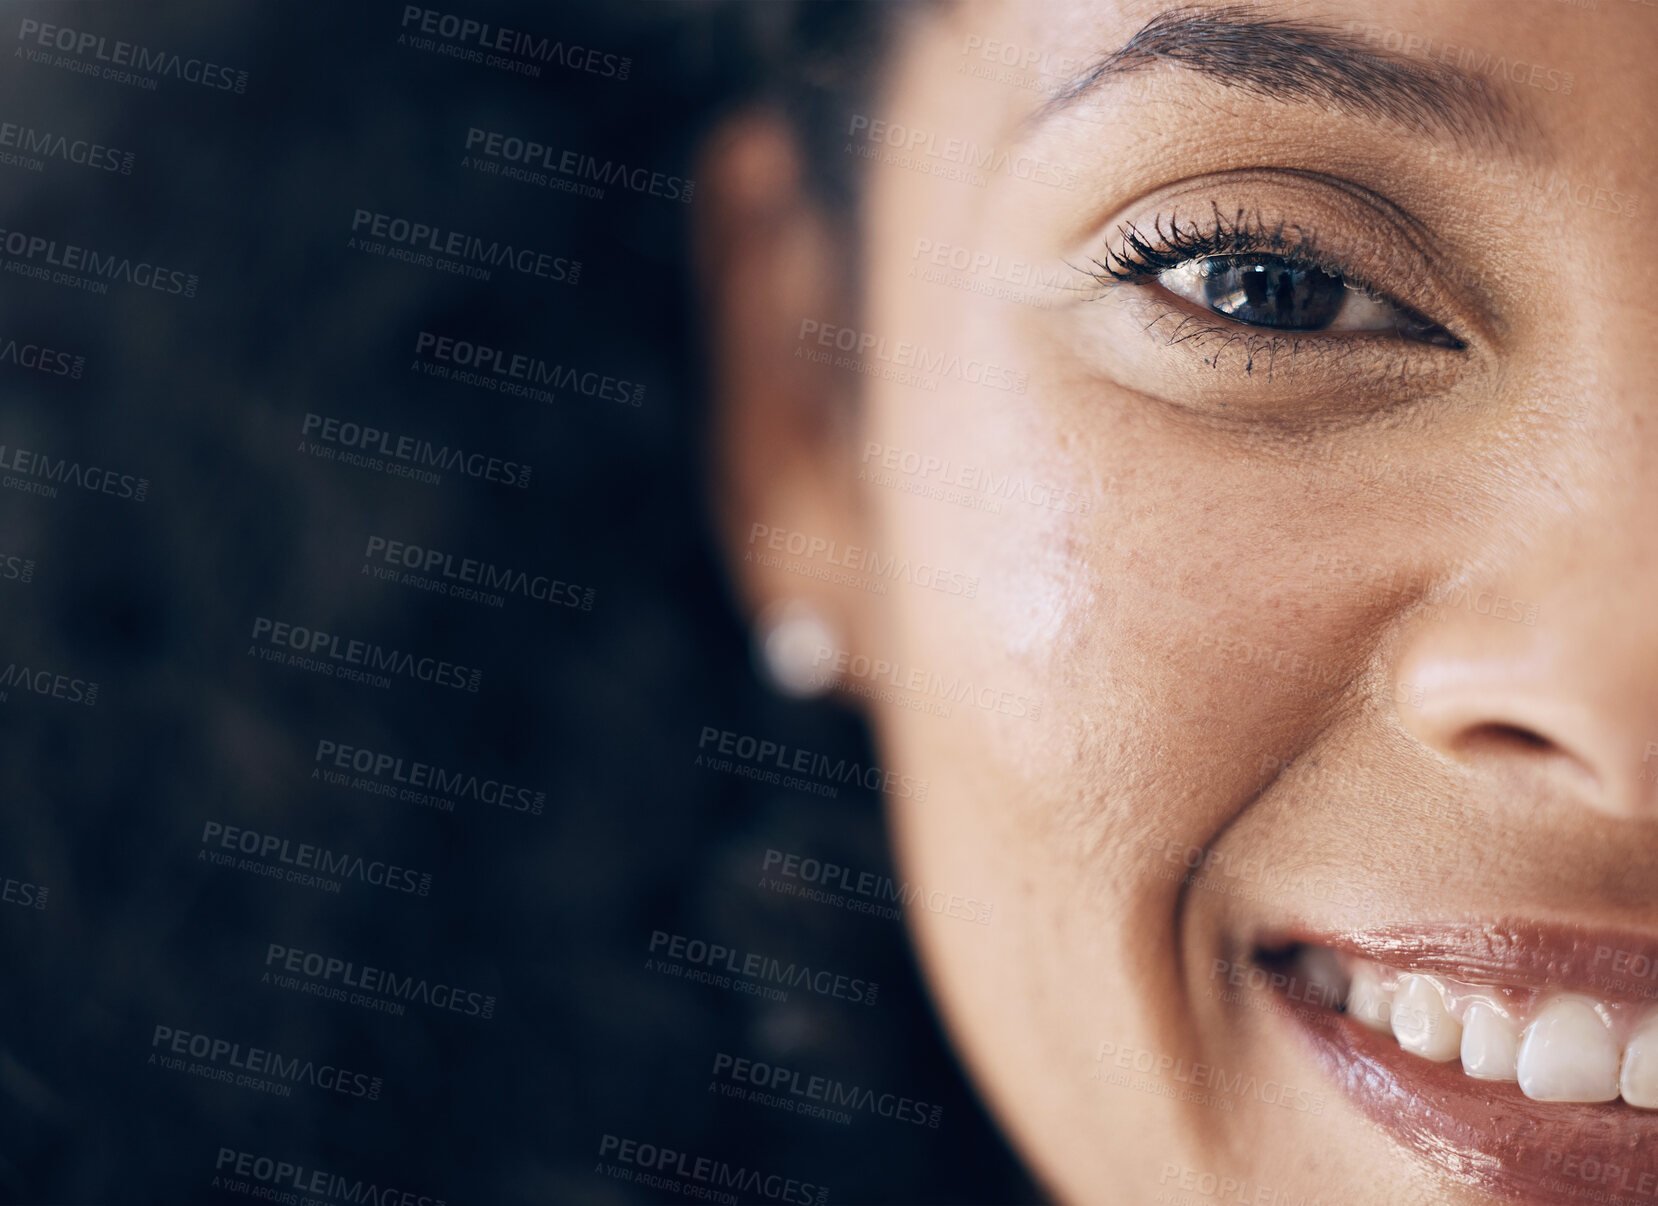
1089;203;1349;285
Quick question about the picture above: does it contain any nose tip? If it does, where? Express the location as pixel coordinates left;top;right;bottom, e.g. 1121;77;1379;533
1396;637;1658;821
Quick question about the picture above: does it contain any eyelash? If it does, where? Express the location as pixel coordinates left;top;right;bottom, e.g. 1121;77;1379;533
1083;204;1463;350
1092;204;1340;280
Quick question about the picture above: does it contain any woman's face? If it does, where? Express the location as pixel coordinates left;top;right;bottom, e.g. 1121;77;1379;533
708;0;1658;1200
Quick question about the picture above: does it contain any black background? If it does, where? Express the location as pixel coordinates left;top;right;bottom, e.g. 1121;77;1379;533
0;3;1039;1203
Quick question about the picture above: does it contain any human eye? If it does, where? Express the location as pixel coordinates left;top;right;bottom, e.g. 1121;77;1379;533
1063;176;1488;424
1154;252;1458;346
1091;206;1462;349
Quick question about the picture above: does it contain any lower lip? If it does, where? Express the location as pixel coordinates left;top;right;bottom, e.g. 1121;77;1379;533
1283;998;1658;1202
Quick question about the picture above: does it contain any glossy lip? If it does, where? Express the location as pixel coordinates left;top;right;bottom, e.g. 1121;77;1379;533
1251;922;1658;1203
1256;921;1658;1004
1305;1012;1656;1203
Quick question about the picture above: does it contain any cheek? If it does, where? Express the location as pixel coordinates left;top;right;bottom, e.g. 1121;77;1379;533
857;340;1400;852
855;382;1078;773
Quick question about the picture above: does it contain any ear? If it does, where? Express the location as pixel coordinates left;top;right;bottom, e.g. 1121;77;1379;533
696;113;870;658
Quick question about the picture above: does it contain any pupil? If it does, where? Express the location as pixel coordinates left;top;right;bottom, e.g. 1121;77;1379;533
1200;256;1346;330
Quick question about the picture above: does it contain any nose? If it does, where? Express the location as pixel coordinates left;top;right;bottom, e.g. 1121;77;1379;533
1393;537;1658;821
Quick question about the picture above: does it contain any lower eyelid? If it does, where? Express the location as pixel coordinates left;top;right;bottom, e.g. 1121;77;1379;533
1087;292;1477;428
1124;291;1464;381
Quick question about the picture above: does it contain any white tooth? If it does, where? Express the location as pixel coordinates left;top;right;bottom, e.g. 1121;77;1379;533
1391;974;1462;1061
1517;996;1621;1103
1620;1015;1658;1109
1347;964;1394;1033
1459;1002;1519;1081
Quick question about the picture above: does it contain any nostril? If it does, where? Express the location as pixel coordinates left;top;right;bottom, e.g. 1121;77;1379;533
1457;722;1555;756
1447;721;1606;798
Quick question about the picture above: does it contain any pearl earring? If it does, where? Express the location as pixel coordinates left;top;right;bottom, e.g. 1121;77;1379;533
756;600;838;699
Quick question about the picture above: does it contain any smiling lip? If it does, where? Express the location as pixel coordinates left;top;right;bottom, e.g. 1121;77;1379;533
1312;923;1658;1003
1254;922;1658;1202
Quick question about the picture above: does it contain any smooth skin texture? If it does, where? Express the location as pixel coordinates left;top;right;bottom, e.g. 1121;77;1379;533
700;0;1658;1200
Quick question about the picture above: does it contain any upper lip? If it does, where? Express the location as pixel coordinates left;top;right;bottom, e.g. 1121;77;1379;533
1254;919;1658;1002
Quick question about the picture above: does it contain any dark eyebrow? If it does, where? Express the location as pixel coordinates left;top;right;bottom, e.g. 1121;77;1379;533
1037;5;1529;150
